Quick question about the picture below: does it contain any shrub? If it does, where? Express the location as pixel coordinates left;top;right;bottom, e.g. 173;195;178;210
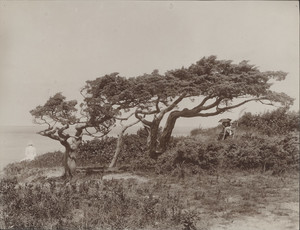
29;151;64;168
223;134;299;172
77;137;117;166
77;129;156;170
238;108;299;136
156;134;299;175
3;151;63;176
156;138;225;176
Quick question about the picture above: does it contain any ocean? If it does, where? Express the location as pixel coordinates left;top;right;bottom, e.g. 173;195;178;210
0;125;192;170
0;126;64;170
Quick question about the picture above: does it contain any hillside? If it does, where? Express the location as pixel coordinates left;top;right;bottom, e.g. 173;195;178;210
1;109;299;230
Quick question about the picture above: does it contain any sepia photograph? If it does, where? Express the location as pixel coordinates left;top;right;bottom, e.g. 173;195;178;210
0;1;299;230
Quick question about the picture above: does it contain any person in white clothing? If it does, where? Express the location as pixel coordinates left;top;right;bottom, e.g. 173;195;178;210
24;142;37;161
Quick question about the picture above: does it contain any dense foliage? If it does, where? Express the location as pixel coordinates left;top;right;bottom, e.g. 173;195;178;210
238;108;299;135
77;129;156;171
132;56;294;157
6;128;298;178
156;133;299;175
75;56;294;159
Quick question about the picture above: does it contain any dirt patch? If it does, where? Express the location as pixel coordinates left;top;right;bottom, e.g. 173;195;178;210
21;167;64;183
102;172;149;183
201;174;299;230
44;167;64;178
210;203;299;230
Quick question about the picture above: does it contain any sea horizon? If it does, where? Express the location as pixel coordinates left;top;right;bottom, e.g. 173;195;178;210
0;124;194;170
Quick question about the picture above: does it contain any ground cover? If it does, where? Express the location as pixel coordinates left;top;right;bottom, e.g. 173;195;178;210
0;166;298;230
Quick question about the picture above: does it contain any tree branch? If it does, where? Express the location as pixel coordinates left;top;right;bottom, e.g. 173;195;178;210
115;112;135;121
160;92;187;116
194;97;271;117
57;125;70;139
134;104;158;126
84;127;111;138
38;128;62;142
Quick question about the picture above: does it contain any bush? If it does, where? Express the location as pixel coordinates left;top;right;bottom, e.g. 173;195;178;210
238;108;299;136
223;134;299;172
77;137;117;166
6;127;297;178
29;151;64;168
4;151;63;176
156;138;225;175
77;129;157;170
156;134;299;176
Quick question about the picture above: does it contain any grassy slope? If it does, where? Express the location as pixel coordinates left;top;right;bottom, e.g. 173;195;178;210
1;126;299;230
1;161;299;230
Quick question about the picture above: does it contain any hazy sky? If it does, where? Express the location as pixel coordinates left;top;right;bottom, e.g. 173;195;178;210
0;1;299;127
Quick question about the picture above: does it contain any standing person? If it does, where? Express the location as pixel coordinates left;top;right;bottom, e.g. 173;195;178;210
218;119;233;140
24;142;37;161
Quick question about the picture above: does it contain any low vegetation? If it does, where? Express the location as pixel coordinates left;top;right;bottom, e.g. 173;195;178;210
1;109;299;230
1;165;298;230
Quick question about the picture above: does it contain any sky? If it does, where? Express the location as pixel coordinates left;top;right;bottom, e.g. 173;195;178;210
0;1;299;128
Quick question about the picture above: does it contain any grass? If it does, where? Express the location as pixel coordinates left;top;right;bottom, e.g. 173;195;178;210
1;165;298;230
1;128;299;230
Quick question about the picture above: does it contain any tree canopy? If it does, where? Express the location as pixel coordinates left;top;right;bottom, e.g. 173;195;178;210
31;56;294;162
30;91;118;177
132;56;294;158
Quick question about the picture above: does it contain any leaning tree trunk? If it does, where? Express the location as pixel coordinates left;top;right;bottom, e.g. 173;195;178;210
148;120;163;159
147;111;181;159
158;113;179;154
109;119;140;168
109;129;125;168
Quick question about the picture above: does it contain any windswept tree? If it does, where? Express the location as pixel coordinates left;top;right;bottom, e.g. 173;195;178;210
81;73;142;168
134;56;294;159
30;92;116;177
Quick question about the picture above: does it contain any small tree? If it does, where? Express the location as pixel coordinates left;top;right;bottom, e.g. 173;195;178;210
30;93;115;177
134;56;294;159
81;73;142;168
109;114;140;168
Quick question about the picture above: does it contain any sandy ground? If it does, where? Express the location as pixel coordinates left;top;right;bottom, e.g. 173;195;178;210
210;202;299;230
102;172;149;182
101;172;299;230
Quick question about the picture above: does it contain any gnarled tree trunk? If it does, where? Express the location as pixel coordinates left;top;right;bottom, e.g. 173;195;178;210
147;111;181;159
61;142;73;178
61;137;81;178
158;112;179;153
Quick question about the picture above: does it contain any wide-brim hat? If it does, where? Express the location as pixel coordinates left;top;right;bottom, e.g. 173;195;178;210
218;118;232;123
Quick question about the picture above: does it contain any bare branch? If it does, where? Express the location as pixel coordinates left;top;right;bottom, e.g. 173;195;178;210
159;92;187;117
194;97;271;117
83;127;111;138
121;119;140;132
38;128;62;142
189;96;222;114
134;112;152;126
115;112;135;121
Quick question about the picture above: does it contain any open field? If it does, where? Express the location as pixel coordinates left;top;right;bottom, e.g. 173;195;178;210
1;166;298;230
